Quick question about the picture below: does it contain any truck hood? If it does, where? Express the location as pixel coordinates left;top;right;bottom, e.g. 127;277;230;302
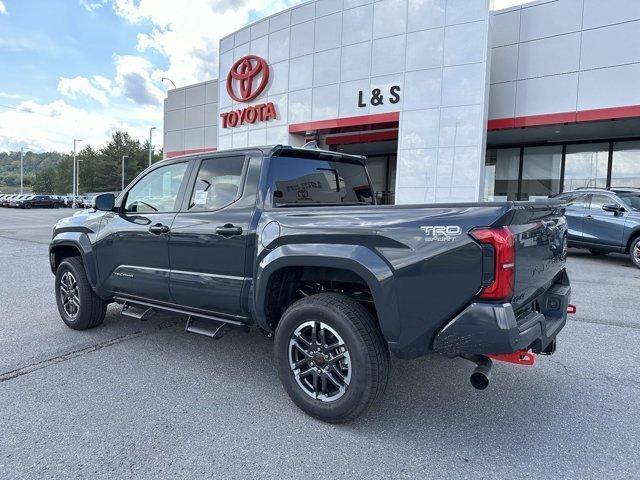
53;210;105;237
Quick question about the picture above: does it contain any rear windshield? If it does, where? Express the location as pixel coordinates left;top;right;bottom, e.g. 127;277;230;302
266;155;373;206
620;193;640;212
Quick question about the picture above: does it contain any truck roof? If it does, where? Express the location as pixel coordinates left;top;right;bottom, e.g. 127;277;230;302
163;145;367;165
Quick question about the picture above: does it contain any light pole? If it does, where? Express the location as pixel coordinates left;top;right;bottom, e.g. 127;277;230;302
72;139;82;207
20;147;25;194
121;155;128;192
161;77;176;89
148;127;156;167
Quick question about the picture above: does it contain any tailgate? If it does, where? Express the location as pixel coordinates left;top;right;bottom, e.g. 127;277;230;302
506;202;568;310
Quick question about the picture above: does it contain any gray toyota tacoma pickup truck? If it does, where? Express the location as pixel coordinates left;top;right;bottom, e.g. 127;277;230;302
50;145;571;422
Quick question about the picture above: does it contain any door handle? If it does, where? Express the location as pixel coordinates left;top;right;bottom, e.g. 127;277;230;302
216;224;243;236
585;215;594;220
149;223;170;235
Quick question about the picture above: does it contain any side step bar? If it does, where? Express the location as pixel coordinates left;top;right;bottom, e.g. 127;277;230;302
114;296;247;326
185;316;230;339
121;303;155;321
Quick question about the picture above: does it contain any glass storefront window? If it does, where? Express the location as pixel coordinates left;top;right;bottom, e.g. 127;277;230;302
486;148;520;201
521;146;562;200
486;140;640;202
611;141;640;188
564;143;609;190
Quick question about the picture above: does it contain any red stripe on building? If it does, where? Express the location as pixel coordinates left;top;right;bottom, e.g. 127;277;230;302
164;104;640;157
325;130;398;145
166;147;217;158
488;104;640;130
288;112;400;133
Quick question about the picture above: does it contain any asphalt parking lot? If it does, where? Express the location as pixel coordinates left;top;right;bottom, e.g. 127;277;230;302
1;208;639;479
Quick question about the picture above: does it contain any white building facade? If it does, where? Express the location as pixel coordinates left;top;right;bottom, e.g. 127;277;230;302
164;0;640;204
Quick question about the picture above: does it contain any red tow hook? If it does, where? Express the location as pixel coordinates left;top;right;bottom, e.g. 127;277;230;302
486;350;536;365
567;304;577;314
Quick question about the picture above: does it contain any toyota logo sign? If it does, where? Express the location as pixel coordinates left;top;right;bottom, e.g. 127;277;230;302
226;55;270;102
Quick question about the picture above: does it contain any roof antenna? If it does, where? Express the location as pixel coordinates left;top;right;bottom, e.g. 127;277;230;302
302;140;319;149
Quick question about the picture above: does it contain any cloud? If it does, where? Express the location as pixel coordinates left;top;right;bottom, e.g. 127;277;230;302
0;1;6;15
110;0;304;87
58;76;112;106
114;54;164;106
79;0;108;11
0;99;160;152
492;0;530;9
58;57;164;108
0;92;24;100
1;0;306;153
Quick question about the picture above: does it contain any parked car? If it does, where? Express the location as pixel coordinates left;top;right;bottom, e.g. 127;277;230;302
1;194;16;206
65;196;81;207
551;187;640;268
72;196;92;208
8;194;31;207
50;146;571;422
17;194;61;209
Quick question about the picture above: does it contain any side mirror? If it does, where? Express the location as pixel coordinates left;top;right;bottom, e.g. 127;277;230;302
602;203;623;214
94;193;115;212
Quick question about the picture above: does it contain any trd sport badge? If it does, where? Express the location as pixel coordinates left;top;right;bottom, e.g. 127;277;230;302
420;226;462;242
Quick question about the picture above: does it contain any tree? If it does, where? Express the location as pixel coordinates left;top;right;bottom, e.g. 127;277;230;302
33;166;57;194
77;145;101;193
0;130;162;194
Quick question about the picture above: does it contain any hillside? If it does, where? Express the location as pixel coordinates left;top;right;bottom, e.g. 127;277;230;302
0;151;68;193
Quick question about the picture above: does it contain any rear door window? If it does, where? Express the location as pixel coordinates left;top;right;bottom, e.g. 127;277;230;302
187;156;246;211
266;155;373;206
619;194;640;212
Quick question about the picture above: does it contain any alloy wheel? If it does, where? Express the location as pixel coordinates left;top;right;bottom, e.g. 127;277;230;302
288;321;352;402
634;242;640;265
60;271;80;319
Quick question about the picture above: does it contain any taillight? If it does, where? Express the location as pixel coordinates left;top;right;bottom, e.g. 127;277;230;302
471;227;515;301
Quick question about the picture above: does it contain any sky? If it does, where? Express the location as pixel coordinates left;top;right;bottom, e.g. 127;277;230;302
0;0;528;154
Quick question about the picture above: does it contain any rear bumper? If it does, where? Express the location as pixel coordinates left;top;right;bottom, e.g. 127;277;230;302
432;283;571;356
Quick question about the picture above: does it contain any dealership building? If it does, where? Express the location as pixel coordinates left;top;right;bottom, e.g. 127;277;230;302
163;0;640;204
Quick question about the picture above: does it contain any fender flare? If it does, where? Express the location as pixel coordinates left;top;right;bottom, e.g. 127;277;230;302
49;232;98;287
253;243;401;343
626;226;640;253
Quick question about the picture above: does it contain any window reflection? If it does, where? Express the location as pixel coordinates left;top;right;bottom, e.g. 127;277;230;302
485;140;639;201
521;146;562;200
485;148;519;201
612;141;640;188
564;143;608;190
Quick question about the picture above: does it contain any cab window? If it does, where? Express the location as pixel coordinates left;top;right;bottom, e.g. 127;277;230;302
124;162;188;213
266;155;373;206
187;156;246;211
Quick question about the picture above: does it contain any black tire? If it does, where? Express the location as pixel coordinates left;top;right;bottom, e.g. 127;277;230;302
589;250;608;256
55;257;107;330
53;203;60;209
274;293;389;423
23;202;32;209
630;237;640;269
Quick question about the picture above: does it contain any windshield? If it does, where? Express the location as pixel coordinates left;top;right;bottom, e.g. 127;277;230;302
620;193;640;212
266;155;374;206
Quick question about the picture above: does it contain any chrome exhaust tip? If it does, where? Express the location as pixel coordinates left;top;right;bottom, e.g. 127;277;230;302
462;354;493;390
